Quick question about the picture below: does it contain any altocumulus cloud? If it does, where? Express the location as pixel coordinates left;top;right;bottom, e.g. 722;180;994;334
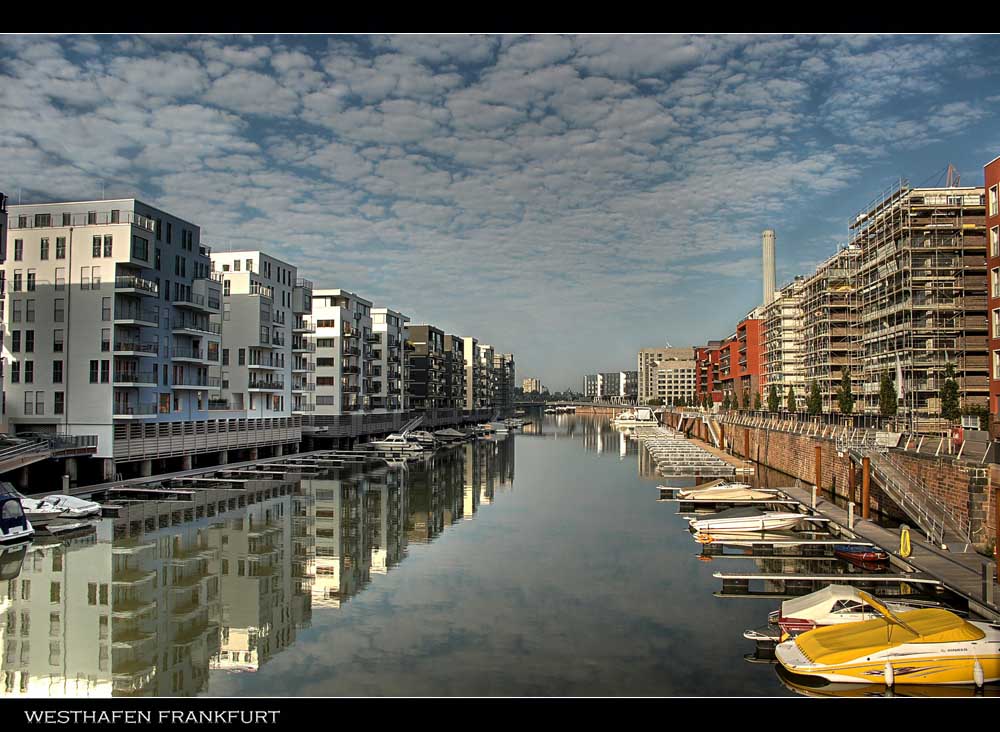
2;33;1000;388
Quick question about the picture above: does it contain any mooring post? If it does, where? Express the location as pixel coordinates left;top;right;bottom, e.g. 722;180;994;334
848;501;855;530
814;444;822;492
811;484;818;509
848;459;856;504
862;456;871;520
62;475;70;494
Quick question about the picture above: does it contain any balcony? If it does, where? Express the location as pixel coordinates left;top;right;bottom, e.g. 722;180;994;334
114;341;159;357
292;362;314;373
343;347;360;357
248;357;283;370
293;403;315;412
272;333;286;347
115;306;158;328
9;209;155;231
295;277;313;292
170;346;206;363
172;375;222;390
114;370;157;387
250;283;273;299
292;382;315;392
342;365;359;375
113;403;159;419
172;319;221;336
115;275;159;297
365;333;381;343
293;321;316;333
173;291;210;311
247;378;285;391
292;340;316;353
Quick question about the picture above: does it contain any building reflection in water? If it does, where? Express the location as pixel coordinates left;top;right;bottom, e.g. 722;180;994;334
0;438;515;698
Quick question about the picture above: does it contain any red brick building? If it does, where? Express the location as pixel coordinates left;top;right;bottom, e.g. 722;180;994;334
717;318;763;407
987;155;1000;418
694;341;723;404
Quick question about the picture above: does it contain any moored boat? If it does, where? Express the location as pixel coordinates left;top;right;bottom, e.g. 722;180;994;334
690;507;806;534
834;544;890;568
611;407;657;426
369;434;425;453
0;482;35;545
40;494;102;518
775;597;1000;685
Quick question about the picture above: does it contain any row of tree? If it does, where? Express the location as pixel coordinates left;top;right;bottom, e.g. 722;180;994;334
649;365;969;419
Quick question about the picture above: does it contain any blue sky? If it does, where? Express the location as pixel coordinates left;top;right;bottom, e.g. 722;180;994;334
3;34;1000;390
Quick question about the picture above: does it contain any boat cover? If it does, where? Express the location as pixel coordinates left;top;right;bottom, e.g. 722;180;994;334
703;507;765;520
686;488;776;501
781;585;868;620
795;609;985;665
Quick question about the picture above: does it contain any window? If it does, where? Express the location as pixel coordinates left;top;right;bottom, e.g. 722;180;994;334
80;266;90;290
54;299;64;322
222;348;230;366
54;392;64;415
11;331;20;352
55;267;65;291
246;258;253;272
100;360;109;383
156;218;162;241
155;248;161;270
55;237;66;259
24;362;33;384
53;330;64;353
25;300;34;322
35;392;43;416
25;331;33;353
131;235;149;261
993;226;1000;260
26;270;35;291
223;281;231;297
101;328;111;352
13;271;21;292
87;211;96;225
10;363;19;383
103;235;112;257
110;209;119;224
52;361;63;384
238;348;245;366
87;583;97;605
166;222;172;244
234;260;241;271
34;213;51;227
14;239;22;261
992;185;999;217
40;238;49;260
89;360;98;383
102;297;111;321
92;236;101;257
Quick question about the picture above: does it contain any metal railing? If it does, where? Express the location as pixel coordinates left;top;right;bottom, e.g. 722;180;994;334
114;341;158;354
113;404;158;417
114;370;157;384
174;375;221;388
115;275;159;295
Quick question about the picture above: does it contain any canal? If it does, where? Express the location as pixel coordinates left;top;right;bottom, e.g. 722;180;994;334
3;414;974;697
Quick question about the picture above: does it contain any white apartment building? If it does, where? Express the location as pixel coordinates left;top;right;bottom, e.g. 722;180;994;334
638;347;695;403
760;278;806;407
210;251;304;419
3;199;225;477
653;360;697;404
371;307;409;412
309;289;373;416
477;343;496;411
463;336;480;411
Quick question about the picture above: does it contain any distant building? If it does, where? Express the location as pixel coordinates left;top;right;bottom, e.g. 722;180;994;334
987;157;1000;417
760;277;806;408
638;347;695;403
522;377;542;394
583;371;638;403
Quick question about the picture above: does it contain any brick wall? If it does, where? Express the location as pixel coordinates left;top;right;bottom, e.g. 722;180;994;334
663;412;998;548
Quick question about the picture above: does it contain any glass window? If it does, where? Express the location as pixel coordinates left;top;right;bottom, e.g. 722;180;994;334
92;236;101;257
25;330;33;353
53;330;64;353
55;237;66;259
40;238;49;260
100;360;109;384
11;331;20;352
89;360;98;383
54;392;64;415
24;361;33;384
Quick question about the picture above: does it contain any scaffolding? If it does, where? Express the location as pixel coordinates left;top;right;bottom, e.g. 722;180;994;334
801;245;863;413
850;182;988;427
760;278;806;406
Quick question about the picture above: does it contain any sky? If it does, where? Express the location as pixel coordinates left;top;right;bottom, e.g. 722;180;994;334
3;34;1000;390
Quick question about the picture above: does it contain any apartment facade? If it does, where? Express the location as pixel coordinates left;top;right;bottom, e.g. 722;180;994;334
694;341;723;405
443;334;466;414
851;185;987;419
371;307;409;413
310;290;373;417
800;245;862;413
987;158;1000;418
477;344;496;412
210;251;302;420
463;336;481;411
0;199;276;477
637;347;695;403
522;377;541;394
406;324;446;416
0;192;5;432
760;278;806;408
493;353;515;416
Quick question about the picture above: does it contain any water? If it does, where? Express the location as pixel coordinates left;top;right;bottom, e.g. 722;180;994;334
1;415;960;697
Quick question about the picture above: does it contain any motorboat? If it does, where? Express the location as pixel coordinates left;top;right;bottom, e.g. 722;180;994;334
612;408;657;426
489;421;510;434
774;665;1000;698
40;494;102;518
775;596;1000;685
370;434;424;453
19;497;67;527
544;408;557;414
689;507;806;534
407;431;438;448
743;585;946;642
0;482;35;545
676;479;774;499
834;544;890;569
433;428;469;443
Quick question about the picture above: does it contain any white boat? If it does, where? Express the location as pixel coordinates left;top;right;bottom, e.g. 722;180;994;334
676;479;769;499
544;408;557;414
19;497;67;527
370;434;424;452
408;431;438;447
612;407;657;426
0;482;35;545
40;494;102;518
744;585;949;642
775;597;1000;686
689;507;806;533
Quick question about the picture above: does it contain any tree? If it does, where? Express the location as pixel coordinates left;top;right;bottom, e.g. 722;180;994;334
647;397;663;407
786;385;796;413
743;391;751;411
879;371;897;417
838;370;854;415
753;391;762;410
807;381;823;415
767;384;779;413
722;392;731;410
940;363;960;422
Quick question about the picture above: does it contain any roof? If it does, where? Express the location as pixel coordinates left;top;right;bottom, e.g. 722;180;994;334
0;482;22;500
796;608;984;666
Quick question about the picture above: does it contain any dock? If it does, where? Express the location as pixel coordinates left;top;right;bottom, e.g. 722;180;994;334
775;483;1000;621
633;425;742;477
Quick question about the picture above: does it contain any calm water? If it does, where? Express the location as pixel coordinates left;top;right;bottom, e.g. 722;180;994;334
3;415;961;697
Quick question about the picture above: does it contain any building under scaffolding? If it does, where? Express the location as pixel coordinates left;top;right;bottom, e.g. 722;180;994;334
760;277;806;409
800;246;863;413
850;183;988;424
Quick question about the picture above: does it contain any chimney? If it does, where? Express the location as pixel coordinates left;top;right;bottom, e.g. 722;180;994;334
762;229;776;304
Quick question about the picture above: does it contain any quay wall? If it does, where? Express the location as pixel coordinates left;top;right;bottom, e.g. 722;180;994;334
663;412;997;550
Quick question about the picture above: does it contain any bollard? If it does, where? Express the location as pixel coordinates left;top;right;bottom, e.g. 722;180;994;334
62;475;70;494
811;485;818;509
848;502;855;530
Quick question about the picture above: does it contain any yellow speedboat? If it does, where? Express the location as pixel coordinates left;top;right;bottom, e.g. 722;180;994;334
775;592;1000;686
